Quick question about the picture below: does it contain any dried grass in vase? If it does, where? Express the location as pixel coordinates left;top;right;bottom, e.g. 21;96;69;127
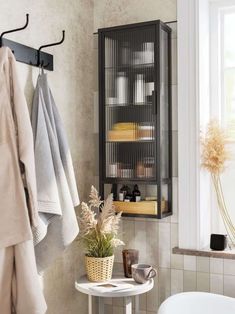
79;186;124;257
201;120;235;246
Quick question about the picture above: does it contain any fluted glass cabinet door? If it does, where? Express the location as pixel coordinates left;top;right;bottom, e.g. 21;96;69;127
98;21;172;218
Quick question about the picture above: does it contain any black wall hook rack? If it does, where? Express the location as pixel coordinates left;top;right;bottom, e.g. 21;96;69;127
38;30;65;68
0;14;65;71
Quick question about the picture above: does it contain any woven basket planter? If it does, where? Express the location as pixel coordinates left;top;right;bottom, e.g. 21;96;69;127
85;255;114;282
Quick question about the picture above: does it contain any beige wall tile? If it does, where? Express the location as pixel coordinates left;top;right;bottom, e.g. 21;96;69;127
170;223;178;248
134;220;147;264
183;270;197;292
113;297;124;308
146;221;159;266
159;223;171;268
113;306;124;314
210;274;224;295
171;269;183;295
104;304;113;314
210;258;224;274
196;272;210;292
196;257;210;273
224;259;235;276
224;275;235;298
122;219;135;251
171;254;184;270
147;275;159;312
184;256;196;271
158;268;171;305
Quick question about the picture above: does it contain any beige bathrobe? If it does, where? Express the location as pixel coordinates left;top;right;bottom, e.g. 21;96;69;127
0;47;47;313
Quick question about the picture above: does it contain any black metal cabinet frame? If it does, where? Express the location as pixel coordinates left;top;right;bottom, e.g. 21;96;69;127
98;20;172;219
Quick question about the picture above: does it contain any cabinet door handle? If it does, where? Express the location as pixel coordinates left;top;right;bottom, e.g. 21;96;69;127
152;90;157;115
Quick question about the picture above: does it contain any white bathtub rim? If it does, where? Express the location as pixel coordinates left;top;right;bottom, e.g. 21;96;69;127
158;291;235;314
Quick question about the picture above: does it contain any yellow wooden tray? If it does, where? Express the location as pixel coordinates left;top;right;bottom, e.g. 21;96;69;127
114;200;167;215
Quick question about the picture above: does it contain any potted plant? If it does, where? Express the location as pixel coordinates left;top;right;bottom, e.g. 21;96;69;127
79;186;124;282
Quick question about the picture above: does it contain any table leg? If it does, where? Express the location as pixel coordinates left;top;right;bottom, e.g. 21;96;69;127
88;295;92;314
98;297;104;314
125;296;132;314
135;295;140;314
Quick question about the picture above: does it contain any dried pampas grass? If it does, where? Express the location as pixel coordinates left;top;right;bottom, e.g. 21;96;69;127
78;186;124;257
201;121;235;246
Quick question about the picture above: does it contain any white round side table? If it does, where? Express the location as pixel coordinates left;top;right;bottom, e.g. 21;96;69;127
75;275;154;314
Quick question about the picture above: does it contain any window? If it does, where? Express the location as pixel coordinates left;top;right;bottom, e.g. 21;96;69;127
178;0;235;250
210;0;235;232
211;1;235;138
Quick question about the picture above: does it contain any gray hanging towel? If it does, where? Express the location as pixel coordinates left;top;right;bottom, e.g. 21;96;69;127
31;73;79;272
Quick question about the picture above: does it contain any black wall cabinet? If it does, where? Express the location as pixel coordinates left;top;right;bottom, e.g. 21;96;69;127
98;20;172;219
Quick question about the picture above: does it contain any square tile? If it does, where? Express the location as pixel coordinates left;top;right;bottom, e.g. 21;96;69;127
159;250;171;268
147;274;159;312
104;304;113;314
224;275;235;298
171;269;183;295
224;259;235;275
170;223;178;248
196;272;210;292
210;274;223;295
171;253;183;270
146;221;159;266
184;256;196;271
158;268;171;305
134;220;147;263
196;257;210;273
183;270;197;292
210;258;223;274
159;223;171;250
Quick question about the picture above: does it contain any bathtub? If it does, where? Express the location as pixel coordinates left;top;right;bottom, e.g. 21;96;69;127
158;292;235;314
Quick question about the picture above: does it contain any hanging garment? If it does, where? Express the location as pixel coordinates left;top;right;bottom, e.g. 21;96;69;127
0;47;47;313
0;240;47;314
31;72;79;272
0;47;38;248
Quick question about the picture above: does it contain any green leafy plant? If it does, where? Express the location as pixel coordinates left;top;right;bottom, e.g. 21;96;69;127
79;186;124;257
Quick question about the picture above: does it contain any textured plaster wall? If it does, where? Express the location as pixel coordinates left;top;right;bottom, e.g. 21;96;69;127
0;1;94;313
93;1;235;314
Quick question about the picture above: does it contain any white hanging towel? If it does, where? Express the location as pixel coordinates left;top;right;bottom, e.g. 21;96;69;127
0;46;46;314
31;72;79;272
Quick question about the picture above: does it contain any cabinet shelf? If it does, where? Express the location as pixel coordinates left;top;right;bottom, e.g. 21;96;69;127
105;102;153;108
98;20;172;219
105;62;154;71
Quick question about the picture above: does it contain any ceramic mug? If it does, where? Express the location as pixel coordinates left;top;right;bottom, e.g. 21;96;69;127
131;264;157;284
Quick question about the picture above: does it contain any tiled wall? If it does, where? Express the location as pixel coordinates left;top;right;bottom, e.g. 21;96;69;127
93;19;235;314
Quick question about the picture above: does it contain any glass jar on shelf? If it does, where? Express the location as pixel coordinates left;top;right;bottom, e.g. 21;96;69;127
120;164;133;178
143;157;154;178
138;122;155;140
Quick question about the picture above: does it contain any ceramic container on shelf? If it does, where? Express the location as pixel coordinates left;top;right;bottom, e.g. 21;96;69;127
122;249;139;278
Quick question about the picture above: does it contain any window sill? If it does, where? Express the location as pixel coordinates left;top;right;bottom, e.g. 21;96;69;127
172;246;235;260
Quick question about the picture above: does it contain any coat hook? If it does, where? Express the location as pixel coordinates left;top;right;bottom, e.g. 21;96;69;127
0;14;29;47
37;30;65;67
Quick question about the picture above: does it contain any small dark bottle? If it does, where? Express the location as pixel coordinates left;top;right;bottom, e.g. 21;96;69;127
119;185;125;201
132;184;141;202
111;185;117;201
